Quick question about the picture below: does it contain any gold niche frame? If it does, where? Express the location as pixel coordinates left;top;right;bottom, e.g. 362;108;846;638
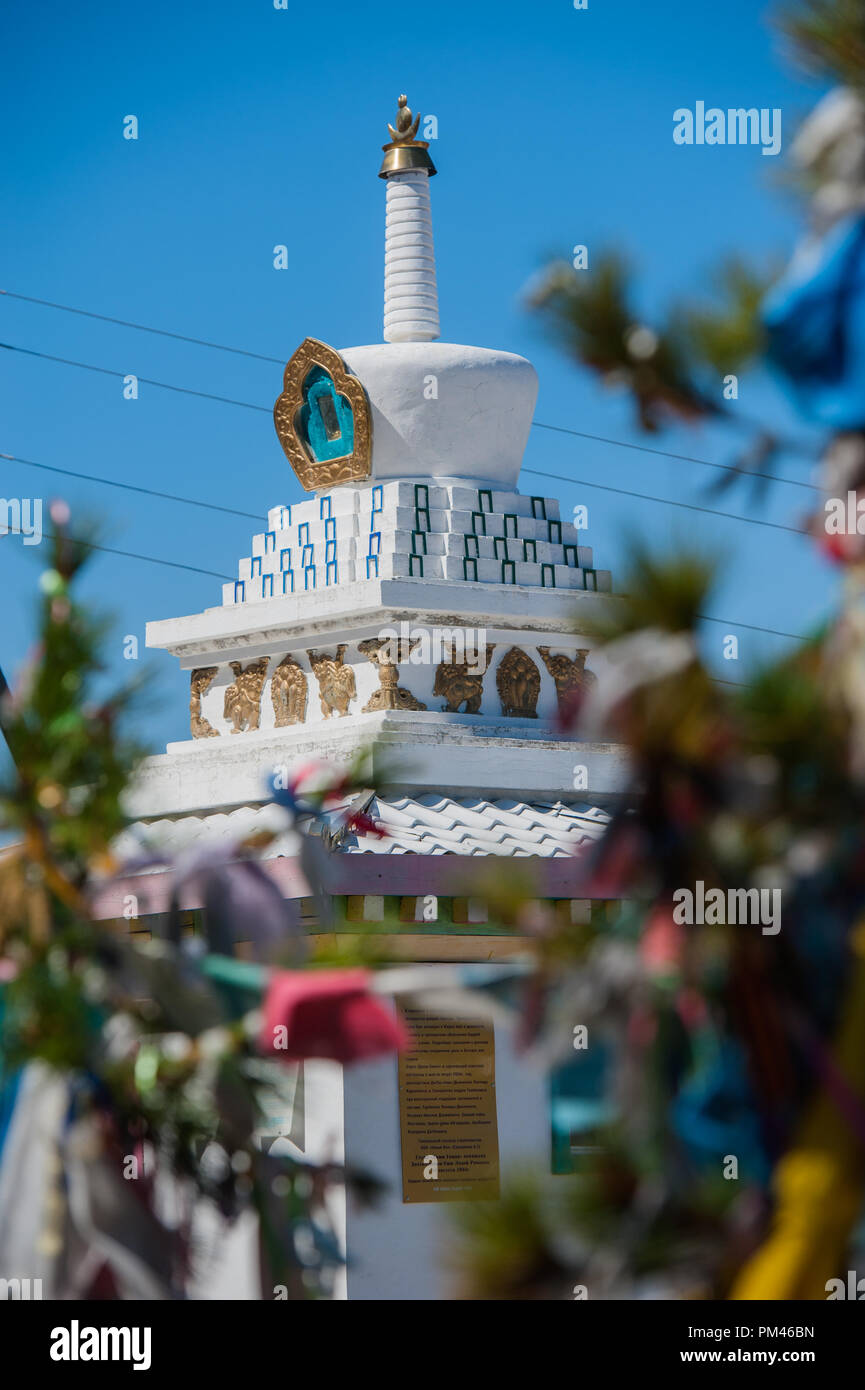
273;337;372;492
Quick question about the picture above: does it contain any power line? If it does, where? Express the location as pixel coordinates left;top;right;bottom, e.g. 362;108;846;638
697;614;807;641
0;452;262;523
1;291;817;490
531;421;818;492
0;343;267;413
521;464;806;537
1;525;231;580
0;289;284;364
1;341;809;541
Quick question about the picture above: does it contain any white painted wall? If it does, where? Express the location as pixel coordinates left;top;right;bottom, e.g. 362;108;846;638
337;1002;550;1301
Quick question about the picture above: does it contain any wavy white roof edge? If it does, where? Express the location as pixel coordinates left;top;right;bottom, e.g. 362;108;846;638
116;795;611;863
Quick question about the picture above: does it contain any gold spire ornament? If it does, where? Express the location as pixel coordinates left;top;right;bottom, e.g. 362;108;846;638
388;94;420;143
379;93;436;178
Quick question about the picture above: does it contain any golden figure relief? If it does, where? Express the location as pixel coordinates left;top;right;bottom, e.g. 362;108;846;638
190;667;219;739
358;637;427;713
307;644;356;719
433;646;496;714
497;647;541;719
271;654;308;727
224;658;269;734
537;647;596;716
273;338;372;493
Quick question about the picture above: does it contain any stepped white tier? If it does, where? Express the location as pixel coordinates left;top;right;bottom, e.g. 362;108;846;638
222;479;610;604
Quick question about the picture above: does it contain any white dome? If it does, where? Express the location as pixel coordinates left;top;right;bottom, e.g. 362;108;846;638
339;342;538;490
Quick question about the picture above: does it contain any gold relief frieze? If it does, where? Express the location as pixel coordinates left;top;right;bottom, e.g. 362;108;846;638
271;654;308;727
433;646;496;714
537;647;596;717
190;667;219;739
224;658;269;734
358;637;427;713
307;644;356;718
497;647;540;719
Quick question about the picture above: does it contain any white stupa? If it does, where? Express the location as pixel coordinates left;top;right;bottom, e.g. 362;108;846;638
102;96;627;1300
130;95;621;839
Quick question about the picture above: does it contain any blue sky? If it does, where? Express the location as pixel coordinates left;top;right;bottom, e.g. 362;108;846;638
0;0;834;757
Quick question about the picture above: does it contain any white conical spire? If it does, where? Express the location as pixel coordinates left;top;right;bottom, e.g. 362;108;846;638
378;95;440;343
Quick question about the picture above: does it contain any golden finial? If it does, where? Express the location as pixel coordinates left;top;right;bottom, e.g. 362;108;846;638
378;92;436;178
388;94;421;144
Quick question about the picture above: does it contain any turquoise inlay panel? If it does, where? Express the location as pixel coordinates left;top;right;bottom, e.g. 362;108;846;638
297;366;355;464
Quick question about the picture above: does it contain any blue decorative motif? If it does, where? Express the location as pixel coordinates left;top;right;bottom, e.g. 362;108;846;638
297;367;355;464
